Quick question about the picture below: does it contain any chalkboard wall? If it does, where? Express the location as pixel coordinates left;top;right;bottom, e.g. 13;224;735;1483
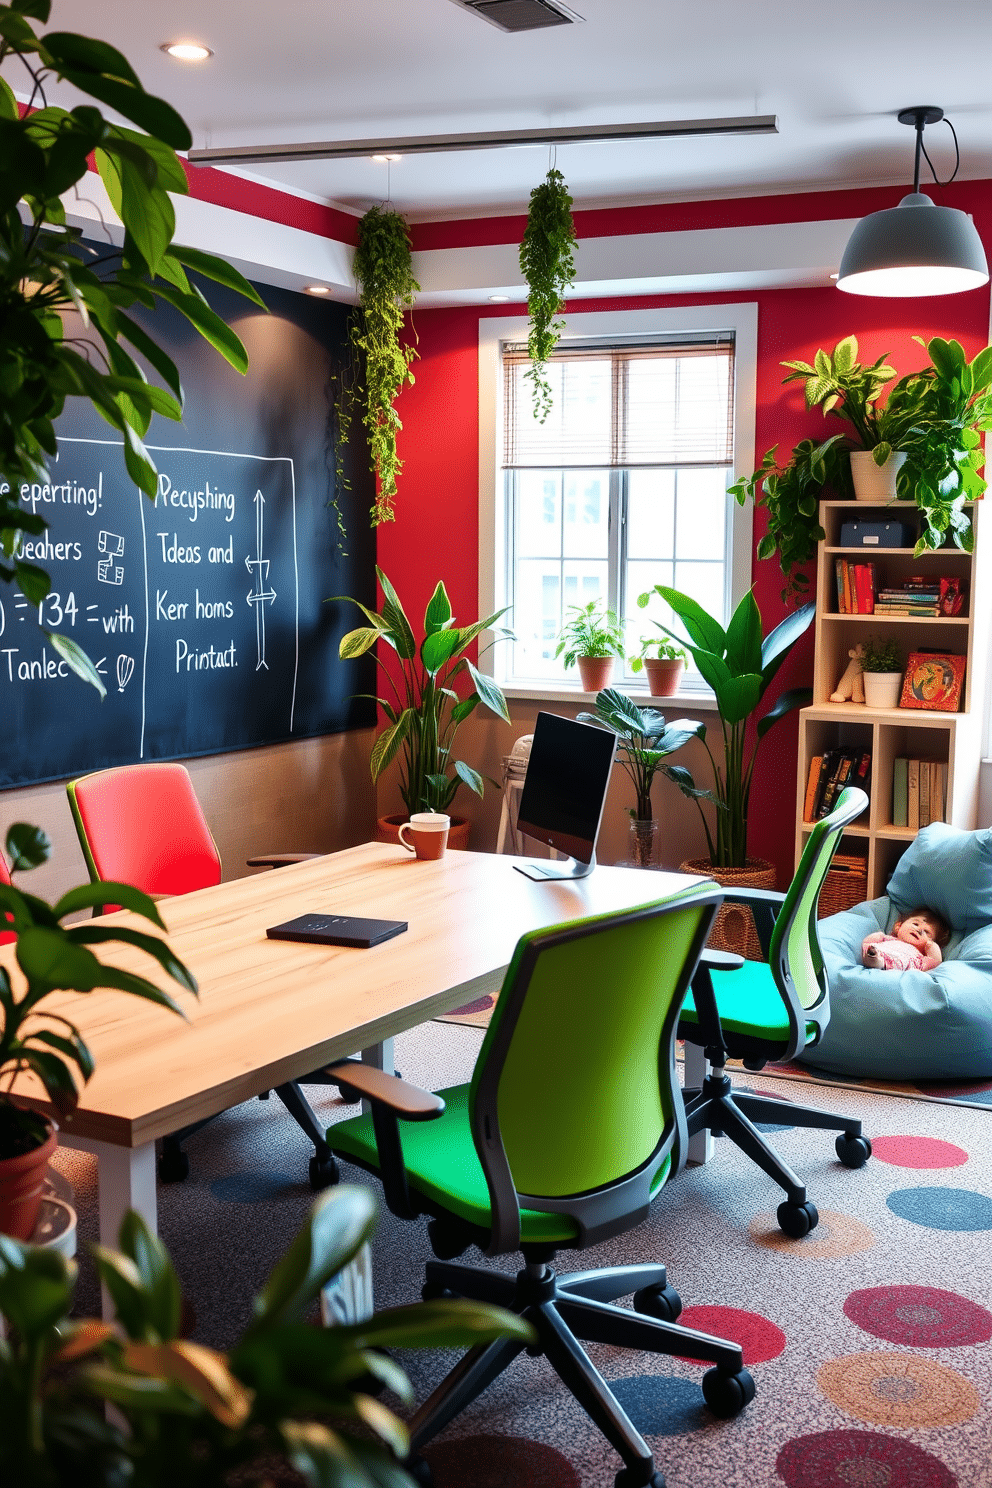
1;275;376;789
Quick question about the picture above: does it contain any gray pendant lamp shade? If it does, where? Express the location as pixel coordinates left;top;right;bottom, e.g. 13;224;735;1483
837;107;989;297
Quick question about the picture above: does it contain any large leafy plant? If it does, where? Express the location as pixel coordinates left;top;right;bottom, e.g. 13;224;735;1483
335;568;513;816
519;167;576;423
577;689;708;823
637;587;814;869
0;822;193;1159
0;0;264;691
0;1186;531;1488
732;336;992;600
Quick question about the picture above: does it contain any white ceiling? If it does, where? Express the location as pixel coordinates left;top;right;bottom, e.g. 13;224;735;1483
15;0;992;221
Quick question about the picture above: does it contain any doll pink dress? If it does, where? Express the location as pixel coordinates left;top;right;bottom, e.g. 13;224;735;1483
861;932;941;973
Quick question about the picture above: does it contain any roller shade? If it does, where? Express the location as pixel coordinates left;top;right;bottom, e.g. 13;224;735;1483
503;338;734;469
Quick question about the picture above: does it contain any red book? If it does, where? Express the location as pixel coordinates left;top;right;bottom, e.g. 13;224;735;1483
854;564;874;615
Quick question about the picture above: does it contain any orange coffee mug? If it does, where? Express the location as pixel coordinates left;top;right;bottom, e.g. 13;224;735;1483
398;812;450;861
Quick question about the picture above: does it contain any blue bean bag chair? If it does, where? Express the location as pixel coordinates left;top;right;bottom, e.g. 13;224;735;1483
796;823;992;1081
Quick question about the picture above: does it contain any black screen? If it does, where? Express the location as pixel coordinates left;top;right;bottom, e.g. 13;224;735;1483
516;712;616;864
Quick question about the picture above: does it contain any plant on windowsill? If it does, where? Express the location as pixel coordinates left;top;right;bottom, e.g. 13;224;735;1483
577;689;711;867
0;1187;531;1487
0;1;263;692
0;823;193;1240
334;568;514;845
519;167;577;423
860;635;904;710
555;601;626;693
629;636;688;697
731;335;992;602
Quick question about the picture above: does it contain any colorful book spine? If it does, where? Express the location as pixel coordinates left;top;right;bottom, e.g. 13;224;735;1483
892;757;908;827
907;759;920;830
804;755;824;822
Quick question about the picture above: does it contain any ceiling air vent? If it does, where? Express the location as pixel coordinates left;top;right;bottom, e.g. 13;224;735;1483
454;0;583;33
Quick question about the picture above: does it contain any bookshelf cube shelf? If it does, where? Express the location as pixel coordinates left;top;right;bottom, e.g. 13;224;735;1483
796;500;991;900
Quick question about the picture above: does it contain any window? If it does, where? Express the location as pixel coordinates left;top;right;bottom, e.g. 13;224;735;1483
478;305;757;694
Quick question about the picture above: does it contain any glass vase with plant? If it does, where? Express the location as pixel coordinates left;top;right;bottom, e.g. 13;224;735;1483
555;601;626;691
0;824;193;1239
731;335;992;601
860;635;904;709
335;568;513;821
636;586;815;870
630;637;688;696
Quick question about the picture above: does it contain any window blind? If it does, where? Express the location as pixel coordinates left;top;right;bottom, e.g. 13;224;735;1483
503;338;734;469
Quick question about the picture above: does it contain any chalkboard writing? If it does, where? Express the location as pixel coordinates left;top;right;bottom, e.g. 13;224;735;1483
1;278;375;788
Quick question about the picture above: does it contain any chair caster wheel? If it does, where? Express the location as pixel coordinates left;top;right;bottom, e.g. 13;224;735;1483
421;1281;456;1301
836;1132;872;1168
777;1199;818;1238
614;1465;665;1488
405;1454;435;1487
702;1366;755;1418
309;1154;339;1191
158;1148;190;1183
633;1283;683;1322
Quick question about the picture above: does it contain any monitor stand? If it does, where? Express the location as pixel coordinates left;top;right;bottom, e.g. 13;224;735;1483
513;852;596;882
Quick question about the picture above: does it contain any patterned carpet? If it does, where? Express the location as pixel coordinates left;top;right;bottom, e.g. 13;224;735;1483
52;1020;992;1488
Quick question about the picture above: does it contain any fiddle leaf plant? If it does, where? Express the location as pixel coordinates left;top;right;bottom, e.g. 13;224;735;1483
346;205;420;525
577;689;709;823
0;0;265;692
334;567;514;815
519;167;576;423
0;822;194;1160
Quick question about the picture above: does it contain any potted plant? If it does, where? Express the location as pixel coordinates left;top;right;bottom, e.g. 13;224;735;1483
1;2;263;692
861;635;904;709
0;824;193;1240
637;586;814;891
0;1187;530;1486
630;636;688;696
555;601;626;692
519;167;577;423
335;568;513;845
577;690;709;867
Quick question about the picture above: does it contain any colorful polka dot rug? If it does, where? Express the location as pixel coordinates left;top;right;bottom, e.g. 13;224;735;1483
53;1020;992;1488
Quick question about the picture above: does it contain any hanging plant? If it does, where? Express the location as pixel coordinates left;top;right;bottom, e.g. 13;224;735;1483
348;205;420;525
519;168;577;423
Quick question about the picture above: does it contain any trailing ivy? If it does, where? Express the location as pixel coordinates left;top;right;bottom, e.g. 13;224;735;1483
348;205;420;525
519;168;576;422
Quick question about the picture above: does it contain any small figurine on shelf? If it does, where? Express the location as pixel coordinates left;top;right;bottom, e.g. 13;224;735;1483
862;908;950;972
830;644;866;704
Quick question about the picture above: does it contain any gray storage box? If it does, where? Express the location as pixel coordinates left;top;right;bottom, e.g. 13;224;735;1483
839;519;913;548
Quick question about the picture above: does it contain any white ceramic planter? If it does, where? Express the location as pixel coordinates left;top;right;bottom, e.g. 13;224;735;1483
850;449;907;503
863;671;903;709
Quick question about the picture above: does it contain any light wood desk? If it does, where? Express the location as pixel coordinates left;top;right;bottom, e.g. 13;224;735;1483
6;844;705;1279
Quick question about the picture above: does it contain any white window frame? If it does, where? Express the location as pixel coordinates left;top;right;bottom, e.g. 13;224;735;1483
478;303;758;699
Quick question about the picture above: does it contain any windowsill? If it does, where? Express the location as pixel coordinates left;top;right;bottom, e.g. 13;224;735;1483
501;684;719;711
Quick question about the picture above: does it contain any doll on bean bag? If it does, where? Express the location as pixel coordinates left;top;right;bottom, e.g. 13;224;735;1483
862;908;950;973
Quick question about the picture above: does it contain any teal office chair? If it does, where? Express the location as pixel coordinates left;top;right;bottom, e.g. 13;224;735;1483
325;885;755;1488
679;786;872;1238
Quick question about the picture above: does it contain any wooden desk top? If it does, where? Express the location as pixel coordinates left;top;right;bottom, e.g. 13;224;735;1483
4;845;702;1148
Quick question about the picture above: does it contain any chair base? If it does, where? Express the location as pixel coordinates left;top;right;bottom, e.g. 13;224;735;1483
408;1257;753;1486
682;1068;867;1232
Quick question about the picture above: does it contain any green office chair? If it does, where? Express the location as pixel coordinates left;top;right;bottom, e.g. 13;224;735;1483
325;884;755;1488
679;786;872;1239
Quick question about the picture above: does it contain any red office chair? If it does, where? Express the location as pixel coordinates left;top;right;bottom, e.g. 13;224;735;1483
67;763;339;1190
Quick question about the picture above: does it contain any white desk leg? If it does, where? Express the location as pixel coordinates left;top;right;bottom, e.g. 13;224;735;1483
97;1143;158;1315
683;1043;714;1165
359;1039;395;1114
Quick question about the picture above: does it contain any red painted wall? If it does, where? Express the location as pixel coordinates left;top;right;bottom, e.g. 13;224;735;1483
379;182;992;882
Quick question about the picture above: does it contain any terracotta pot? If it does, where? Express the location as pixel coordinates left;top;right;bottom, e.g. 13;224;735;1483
376;814;471;851
576;656;615;693
643;658;685;697
0;1116;57;1241
850;448;907;503
679;856;777;961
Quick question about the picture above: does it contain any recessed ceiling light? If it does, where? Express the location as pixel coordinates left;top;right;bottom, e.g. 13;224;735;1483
305;285;330;296
489;295;511;302
161;41;213;62
371;154;402;163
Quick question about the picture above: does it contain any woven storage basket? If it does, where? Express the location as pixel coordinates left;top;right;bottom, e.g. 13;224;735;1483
678;858;777;961
817;852;869;919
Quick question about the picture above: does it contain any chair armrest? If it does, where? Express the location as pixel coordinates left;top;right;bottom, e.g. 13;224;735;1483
717;886;787;909
698;949;745;974
247;852;323;868
325;1061;445;1121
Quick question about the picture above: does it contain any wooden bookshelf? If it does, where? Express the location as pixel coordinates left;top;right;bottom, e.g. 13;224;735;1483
796;500;991;899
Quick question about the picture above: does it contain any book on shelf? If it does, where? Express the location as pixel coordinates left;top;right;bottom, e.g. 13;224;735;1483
835;572;967;618
804;748;871;823
834;559;877;614
893;757;948;830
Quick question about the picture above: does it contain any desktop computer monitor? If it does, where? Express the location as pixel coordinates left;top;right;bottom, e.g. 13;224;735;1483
513;711;616;881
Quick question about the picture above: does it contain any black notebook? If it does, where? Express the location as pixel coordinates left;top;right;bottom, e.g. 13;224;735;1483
266;913;408;949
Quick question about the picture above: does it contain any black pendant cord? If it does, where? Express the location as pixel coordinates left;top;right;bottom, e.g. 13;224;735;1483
920;119;960;189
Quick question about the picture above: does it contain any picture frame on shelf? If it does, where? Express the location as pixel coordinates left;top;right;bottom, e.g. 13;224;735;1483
899;652;966;712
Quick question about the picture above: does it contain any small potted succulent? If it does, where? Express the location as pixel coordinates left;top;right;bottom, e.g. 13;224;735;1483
861;635;904;709
0;825;192;1240
630;636;687;697
555;601;626;692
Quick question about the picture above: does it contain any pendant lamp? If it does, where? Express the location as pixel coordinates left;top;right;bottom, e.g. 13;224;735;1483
837;106;988;297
